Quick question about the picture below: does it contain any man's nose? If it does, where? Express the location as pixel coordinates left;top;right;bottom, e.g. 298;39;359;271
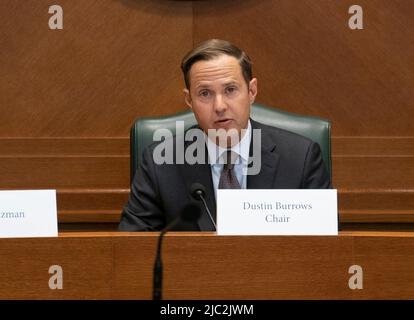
213;94;228;113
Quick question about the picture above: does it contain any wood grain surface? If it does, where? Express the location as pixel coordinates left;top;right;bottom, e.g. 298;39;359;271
0;232;412;299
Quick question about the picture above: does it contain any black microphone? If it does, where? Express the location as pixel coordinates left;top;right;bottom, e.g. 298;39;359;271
153;202;201;300
190;182;216;230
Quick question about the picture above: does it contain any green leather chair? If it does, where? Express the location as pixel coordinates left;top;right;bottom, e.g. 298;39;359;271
130;103;331;181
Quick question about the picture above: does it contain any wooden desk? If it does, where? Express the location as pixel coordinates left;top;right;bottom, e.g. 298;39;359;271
0;231;413;299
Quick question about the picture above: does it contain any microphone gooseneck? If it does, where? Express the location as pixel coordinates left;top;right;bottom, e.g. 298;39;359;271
190;183;217;230
153;202;201;300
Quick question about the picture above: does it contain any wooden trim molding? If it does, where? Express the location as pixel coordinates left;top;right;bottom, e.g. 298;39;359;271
0;136;412;225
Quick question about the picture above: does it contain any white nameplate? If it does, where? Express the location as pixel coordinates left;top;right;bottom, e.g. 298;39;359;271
0;190;58;238
217;189;338;235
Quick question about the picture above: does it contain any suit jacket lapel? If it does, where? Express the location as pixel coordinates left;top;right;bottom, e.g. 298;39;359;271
179;120;280;230
247;120;280;189
179;132;216;231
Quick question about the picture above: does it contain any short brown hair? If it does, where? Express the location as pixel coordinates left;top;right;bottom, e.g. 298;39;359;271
181;39;253;88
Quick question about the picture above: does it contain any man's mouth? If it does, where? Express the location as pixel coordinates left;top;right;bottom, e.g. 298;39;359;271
215;118;232;125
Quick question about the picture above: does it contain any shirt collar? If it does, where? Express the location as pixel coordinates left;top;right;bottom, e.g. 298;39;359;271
206;120;252;165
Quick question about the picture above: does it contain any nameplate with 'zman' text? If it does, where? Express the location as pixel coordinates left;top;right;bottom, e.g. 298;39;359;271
0;190;57;238
217;189;338;235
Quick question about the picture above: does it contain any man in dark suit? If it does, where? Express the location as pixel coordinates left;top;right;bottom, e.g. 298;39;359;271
119;39;331;231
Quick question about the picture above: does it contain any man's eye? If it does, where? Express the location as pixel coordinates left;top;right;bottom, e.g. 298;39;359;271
199;90;210;97
226;86;236;94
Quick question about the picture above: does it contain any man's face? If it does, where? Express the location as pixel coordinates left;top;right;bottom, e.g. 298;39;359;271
184;54;257;146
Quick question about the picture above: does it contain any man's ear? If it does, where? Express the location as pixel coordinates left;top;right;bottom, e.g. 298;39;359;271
183;88;192;109
249;78;258;104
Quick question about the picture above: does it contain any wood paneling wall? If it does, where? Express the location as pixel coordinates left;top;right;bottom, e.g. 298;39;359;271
1;232;414;299
0;0;413;228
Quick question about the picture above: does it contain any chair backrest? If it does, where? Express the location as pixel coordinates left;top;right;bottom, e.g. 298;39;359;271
130;103;331;181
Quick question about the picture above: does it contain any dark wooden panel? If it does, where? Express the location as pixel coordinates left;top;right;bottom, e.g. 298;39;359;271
0;137;411;224
0;237;113;299
0;138;129;156
333;136;414;222
0;138;130;223
0;156;129;188
58;210;414;225
340;210;414;223
333;156;414;189
59;210;121;223
340;223;414;232
2;232;413;299
354;236;414;299
339;188;414;222
193;0;414;136
333;137;414;156
113;233;354;299
59;223;119;232
57;188;128;211
0;0;192;137
339;190;414;211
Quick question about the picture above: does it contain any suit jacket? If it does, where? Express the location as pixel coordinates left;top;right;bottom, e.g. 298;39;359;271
119;120;332;231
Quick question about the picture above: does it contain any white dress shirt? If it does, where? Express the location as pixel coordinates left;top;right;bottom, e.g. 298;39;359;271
205;120;252;198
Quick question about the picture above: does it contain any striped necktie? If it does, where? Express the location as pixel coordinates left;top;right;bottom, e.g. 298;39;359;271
218;150;241;189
